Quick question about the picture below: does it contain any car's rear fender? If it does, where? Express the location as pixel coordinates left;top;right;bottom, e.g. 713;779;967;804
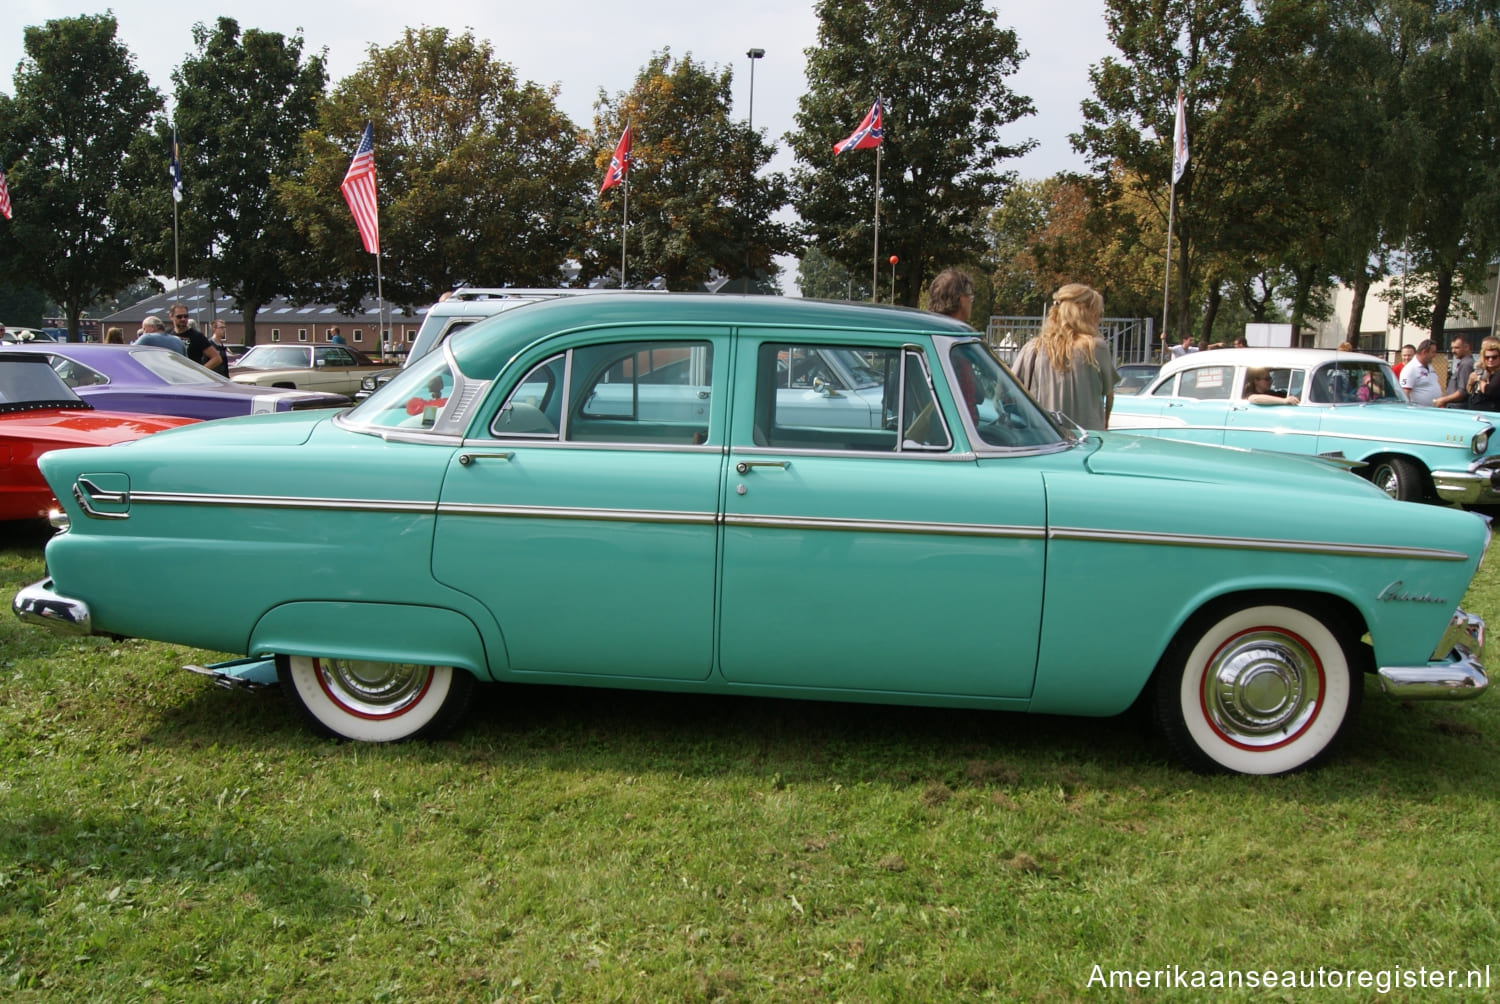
249;601;495;680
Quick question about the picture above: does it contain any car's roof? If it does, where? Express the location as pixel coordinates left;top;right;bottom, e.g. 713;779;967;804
1156;347;1387;378
450;294;977;375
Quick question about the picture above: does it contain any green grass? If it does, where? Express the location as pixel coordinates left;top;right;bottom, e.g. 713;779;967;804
2;519;1498;1002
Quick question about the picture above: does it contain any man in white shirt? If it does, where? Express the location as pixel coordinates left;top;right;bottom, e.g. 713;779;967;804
1168;335;1199;359
1399;339;1441;406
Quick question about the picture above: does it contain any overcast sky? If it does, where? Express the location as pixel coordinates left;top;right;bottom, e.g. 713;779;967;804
5;1;1116;180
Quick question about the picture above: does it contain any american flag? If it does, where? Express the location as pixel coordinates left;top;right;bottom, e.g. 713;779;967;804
834;99;883;155
341;122;380;254
0;169;11;220
600;124;631;194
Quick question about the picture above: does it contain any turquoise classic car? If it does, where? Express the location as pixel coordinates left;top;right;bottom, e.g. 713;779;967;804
1110;347;1500;503
13;296;1492;775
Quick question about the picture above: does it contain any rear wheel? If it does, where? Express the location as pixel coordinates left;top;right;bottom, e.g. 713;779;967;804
1367;455;1427;501
276;655;474;742
1152;602;1361;775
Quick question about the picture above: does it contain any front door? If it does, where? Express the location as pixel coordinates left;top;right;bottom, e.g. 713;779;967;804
716;335;1047;700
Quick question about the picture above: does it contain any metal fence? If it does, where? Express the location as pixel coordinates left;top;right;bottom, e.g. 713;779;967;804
984;316;1156;365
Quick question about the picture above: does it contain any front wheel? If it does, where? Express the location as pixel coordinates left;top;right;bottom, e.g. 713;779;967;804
1152;603;1361;775
276;655;474;742
1367;455;1428;501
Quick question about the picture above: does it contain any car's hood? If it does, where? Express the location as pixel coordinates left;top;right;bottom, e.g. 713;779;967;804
1085;431;1386;499
0;408;195;445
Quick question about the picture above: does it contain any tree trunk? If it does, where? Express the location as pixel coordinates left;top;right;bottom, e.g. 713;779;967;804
1345;275;1370;348
1198;280;1222;343
66;303;83;343
242;300;265;347
1431;265;1454;345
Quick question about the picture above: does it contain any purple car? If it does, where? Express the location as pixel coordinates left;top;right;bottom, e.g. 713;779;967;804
7;344;350;420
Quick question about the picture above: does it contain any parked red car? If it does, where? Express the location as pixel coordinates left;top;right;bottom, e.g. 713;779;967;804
1;353;197;520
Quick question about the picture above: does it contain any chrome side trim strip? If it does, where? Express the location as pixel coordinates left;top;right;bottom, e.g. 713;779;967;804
1049;525;1470;561
127;491;436;514
1120;421;1475;452
105;494;1475;560
723;513;1046;538
438;503;717;525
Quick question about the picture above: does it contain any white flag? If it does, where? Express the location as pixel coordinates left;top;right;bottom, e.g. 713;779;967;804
1171;88;1189;185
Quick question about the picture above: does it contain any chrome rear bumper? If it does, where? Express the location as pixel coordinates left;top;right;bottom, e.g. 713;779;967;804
12;577;92;635
1377;608;1488;700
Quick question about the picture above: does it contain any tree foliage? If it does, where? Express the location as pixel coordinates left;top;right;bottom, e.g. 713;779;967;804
278;27;593;309
797;246;870;300
162;18;326;344
788;0;1035;307
589;50;799;291
0;15;161;340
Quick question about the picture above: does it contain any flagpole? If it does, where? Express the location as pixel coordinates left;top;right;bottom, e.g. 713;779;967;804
621;174;629;288
1162;181;1175;354
872;143;882;303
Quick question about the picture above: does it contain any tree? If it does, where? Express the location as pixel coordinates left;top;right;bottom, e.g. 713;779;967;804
153;18;328;346
1379;1;1500;341
0;15;162;340
278;27;593;309
797;246;870;300
788;0;1034;307
589;50;799;290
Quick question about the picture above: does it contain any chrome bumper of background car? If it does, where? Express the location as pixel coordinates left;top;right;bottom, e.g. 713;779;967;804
12;577;92;635
1377;608;1488;700
1432;461;1500;505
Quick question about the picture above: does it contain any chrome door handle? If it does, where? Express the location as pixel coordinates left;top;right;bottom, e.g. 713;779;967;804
458;452;515;466
736;460;789;474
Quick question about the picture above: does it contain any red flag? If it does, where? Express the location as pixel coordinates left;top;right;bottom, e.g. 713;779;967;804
600;125;631;194
0;169;11;220
834;99;883;154
341;123;379;254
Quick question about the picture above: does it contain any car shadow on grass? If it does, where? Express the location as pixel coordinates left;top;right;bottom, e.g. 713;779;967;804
145;670;1499;795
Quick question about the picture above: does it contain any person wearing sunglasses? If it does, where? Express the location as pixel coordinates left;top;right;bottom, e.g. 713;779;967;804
1466;337;1500;411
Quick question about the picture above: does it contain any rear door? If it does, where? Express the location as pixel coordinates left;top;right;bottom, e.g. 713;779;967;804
431;332;728;680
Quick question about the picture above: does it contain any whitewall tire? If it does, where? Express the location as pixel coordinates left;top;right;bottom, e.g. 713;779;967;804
1153;603;1360;775
277;655;474;742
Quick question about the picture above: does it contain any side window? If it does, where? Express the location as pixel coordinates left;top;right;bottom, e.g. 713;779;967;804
755;343;906;452
1150;374;1179;396
493;354;565;438
1178;366;1234;400
569;341;714;445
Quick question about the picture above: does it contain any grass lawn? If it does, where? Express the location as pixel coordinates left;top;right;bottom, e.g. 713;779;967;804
2;518;1498;1002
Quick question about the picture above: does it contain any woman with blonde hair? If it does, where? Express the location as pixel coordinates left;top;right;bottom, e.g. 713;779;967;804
1012;283;1120;429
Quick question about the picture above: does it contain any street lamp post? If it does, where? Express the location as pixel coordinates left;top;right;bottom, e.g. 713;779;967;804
746;48;764;131
744;48;765;291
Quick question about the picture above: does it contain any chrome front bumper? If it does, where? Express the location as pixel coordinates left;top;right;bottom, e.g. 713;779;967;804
12;577;93;635
1433;459;1500;505
1377;608;1489;700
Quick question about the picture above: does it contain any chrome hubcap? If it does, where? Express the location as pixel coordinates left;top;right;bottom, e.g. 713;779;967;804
1203;631;1321;746
316;659;433;717
1374;465;1400;498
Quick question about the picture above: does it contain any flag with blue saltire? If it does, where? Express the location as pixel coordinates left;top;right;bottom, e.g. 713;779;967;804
834;99;883;154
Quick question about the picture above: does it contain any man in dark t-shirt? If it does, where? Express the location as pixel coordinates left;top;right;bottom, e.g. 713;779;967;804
169;305;223;374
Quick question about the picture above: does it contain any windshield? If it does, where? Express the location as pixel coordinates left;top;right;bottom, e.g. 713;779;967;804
949;342;1066;449
238;346;310;369
0;357;88;409
131;348;228;385
1309;360;1401;404
343;347;459;431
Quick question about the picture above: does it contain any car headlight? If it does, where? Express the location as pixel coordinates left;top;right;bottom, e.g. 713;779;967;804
1475;429;1491;455
360;376;376;390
